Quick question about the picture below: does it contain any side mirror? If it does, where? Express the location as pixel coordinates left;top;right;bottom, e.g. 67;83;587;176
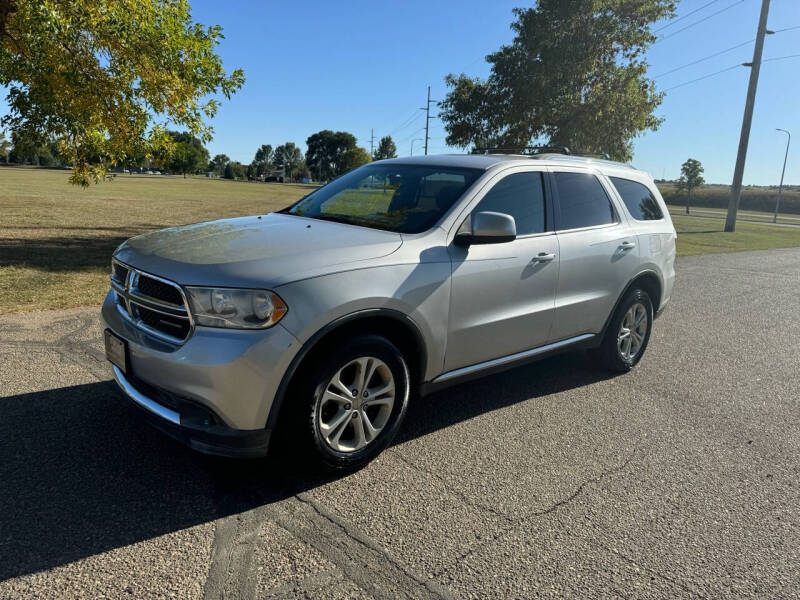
455;211;517;245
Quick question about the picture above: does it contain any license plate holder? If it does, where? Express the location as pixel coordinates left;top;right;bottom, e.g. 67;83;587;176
104;329;128;374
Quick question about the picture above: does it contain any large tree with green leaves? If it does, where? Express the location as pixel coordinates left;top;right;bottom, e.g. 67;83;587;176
677;158;704;215
273;142;304;180
0;130;10;163
439;0;675;161
305;130;358;181
373;135;397;160
209;154;230;176
251;144;274;178
165;131;209;177
341;147;372;173
0;0;244;185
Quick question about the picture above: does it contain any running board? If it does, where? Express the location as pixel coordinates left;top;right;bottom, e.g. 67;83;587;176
432;333;596;385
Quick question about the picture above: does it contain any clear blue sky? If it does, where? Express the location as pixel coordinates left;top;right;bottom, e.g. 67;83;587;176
186;0;799;185
4;0;799;184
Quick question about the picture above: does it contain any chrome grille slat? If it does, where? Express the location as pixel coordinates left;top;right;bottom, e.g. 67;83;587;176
111;259;193;344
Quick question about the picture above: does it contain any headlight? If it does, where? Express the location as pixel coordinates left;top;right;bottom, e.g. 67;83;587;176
185;287;288;329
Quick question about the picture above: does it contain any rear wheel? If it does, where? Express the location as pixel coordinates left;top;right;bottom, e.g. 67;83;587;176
292;335;410;471
596;288;653;372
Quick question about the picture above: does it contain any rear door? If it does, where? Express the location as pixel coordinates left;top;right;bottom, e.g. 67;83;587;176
445;168;559;371
550;168;640;341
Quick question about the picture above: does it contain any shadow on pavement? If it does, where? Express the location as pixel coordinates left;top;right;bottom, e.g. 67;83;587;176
0;351;614;581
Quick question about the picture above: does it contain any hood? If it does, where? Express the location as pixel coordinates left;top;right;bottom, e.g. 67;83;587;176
114;213;403;288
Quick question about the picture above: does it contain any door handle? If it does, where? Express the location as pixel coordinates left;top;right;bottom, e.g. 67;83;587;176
619;241;636;250
534;252;556;262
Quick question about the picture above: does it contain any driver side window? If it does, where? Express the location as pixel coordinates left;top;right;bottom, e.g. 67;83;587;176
474;172;547;235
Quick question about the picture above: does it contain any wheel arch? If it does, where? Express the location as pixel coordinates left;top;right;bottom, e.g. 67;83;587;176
266;309;427;431
599;270;663;340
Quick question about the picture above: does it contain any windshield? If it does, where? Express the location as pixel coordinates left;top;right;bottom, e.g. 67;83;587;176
283;164;482;233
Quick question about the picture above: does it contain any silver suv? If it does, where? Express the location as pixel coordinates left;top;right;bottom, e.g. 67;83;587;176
102;153;676;469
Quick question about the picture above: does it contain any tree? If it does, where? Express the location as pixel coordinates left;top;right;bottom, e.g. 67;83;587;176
677;158;704;215
0;130;10;163
373;136;397;160
210;154;230;177
305;130;358;181
273;142;304;180
223;160;246;180
439;1;675;161
251;144;274;178
165;131;209;177
340;147;372;173
0;0;244;185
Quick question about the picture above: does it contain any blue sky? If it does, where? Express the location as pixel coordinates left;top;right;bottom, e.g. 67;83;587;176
186;0;799;185
3;1;799;184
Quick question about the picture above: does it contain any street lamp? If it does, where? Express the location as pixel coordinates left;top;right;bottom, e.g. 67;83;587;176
774;128;790;223
410;138;424;156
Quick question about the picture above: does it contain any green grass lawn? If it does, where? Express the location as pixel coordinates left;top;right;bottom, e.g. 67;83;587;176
1;167;799;313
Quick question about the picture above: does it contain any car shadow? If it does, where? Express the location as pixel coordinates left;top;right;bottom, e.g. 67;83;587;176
0;351;614;582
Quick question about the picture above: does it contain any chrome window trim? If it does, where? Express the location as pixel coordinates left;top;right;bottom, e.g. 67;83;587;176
111;258;193;344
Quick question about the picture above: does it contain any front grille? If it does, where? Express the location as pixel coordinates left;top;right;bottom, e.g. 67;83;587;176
112;260;192;343
135;274;183;306
113;263;129;284
135;305;191;339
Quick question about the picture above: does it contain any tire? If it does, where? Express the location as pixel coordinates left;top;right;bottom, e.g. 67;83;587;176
290;334;410;471
596;288;654;373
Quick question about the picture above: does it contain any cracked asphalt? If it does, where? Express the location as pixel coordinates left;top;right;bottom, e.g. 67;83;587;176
1;248;799;599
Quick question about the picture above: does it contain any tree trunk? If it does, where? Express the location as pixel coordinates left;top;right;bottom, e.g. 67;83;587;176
686;189;691;215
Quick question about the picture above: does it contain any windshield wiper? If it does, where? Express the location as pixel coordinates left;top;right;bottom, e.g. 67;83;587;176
305;213;361;226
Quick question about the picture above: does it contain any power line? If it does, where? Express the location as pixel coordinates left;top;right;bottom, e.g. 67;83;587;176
654;23;799;78
654;0;723;33
663;63;742;91
656;0;746;43
762;53;800;63
663;52;800;91
655;38;754;77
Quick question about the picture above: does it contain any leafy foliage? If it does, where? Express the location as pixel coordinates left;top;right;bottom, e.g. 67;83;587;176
439;0;675;161
373;136;397;160
340;146;372;173
0;0;244;185
251;144;274;178
209;154;230;176
0;130;10;162
273;142;304;179
305;130;358;181
223;160;246;180
677;158;704;214
165;131;209;177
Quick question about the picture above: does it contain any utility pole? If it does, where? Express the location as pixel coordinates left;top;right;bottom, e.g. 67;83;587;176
774;128;790;223
369;128;375;156
725;0;771;232
420;85;436;156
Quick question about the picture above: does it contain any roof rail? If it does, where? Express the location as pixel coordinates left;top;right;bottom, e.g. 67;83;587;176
472;145;571;156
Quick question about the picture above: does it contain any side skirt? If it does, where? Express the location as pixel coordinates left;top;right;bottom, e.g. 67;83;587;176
421;333;597;396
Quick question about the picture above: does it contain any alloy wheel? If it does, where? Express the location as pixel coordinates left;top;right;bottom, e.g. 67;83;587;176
617;302;648;361
316;356;396;453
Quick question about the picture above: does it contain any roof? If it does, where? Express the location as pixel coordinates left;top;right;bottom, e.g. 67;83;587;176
379;152;642;175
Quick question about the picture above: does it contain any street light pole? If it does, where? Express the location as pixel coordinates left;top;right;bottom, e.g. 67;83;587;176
410;138;424;156
774;128;790;223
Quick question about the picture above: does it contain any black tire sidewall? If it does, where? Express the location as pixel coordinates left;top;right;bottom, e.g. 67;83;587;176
602;288;653;372
302;335;410;470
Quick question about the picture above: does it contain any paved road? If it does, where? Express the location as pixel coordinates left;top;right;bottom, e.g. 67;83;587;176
1;248;799;599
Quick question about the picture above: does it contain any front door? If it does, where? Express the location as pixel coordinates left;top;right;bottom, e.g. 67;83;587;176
445;169;559;372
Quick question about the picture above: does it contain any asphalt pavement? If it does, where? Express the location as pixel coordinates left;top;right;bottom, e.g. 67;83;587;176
1;248;799;599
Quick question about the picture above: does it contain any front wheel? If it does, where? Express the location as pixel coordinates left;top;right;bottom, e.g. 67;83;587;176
295;335;410;471
596;288;653;373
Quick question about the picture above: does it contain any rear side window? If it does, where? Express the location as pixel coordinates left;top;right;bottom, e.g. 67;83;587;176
554;172;616;230
474;172;546;235
610;177;664;221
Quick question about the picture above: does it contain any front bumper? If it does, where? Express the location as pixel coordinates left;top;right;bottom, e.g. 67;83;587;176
112;365;272;457
102;290;301;450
